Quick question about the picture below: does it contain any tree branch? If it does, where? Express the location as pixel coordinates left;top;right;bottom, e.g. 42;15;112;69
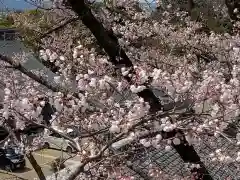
68;0;162;113
38;17;79;39
0;53;104;109
225;0;240;21
78;127;110;138
26;152;46;180
2;120;46;180
15;111;80;151
0;53;62;93
67;0;213;179
66;130;126;180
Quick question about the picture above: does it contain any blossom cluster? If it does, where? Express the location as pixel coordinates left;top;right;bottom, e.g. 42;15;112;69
2;0;240;179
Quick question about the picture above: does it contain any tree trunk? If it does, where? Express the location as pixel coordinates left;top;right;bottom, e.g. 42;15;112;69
225;0;240;21
68;0;162;112
187;0;195;14
26;152;46;180
173;142;212;180
67;0;213;179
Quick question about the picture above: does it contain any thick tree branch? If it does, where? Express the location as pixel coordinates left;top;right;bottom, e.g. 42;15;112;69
26;152;46;180
0;54;62;92
67;0;213;179
68;0;133;68
225;0;240;21
0;53;104;109
68;0;162;113
187;0;195;14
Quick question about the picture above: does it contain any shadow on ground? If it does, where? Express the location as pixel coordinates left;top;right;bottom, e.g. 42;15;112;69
13;167;32;173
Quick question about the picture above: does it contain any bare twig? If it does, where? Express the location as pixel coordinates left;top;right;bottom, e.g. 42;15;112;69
38;17;79;39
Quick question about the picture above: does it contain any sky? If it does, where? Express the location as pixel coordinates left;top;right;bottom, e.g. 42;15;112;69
0;0;154;10
1;0;35;10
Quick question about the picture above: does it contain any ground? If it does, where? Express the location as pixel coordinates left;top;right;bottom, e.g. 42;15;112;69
0;149;81;180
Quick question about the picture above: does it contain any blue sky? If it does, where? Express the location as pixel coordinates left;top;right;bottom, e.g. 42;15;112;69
1;0;35;10
0;0;154;10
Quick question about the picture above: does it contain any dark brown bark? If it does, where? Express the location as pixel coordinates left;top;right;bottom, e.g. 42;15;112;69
225;0;240;21
67;0;162;112
68;1;213;179
26;152;46;180
68;0;133;67
187;0;195;14
173;136;212;180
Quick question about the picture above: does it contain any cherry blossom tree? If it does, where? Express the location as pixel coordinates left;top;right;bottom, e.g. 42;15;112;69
1;0;240;179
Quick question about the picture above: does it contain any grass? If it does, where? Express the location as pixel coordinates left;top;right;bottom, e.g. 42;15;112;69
0;24;15;28
0;16;14;28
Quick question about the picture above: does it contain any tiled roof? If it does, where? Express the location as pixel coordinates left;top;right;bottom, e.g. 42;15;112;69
126;136;240;179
